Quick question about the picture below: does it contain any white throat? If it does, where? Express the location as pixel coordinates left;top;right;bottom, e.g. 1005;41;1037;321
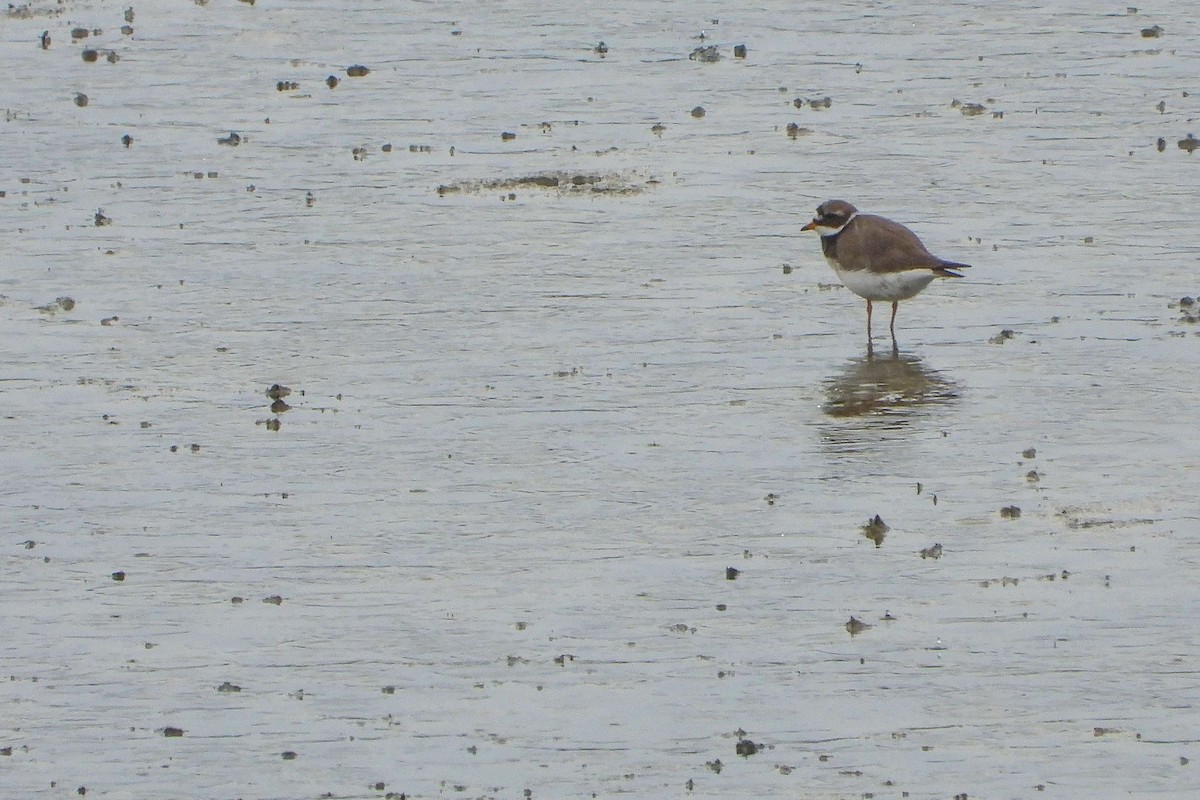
815;212;857;237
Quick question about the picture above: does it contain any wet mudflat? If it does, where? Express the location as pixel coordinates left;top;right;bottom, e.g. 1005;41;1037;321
2;1;1199;798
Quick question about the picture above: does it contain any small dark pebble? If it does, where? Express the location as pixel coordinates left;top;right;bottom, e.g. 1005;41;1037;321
74;93;89;107
82;49;98;62
733;44;747;58
71;27;89;39
281;751;297;760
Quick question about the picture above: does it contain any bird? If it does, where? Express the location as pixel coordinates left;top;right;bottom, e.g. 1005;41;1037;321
801;200;970;353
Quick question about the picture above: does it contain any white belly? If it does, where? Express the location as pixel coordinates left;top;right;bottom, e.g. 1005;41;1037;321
827;258;936;302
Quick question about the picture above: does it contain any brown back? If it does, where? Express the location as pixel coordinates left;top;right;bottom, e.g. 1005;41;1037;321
824;214;968;274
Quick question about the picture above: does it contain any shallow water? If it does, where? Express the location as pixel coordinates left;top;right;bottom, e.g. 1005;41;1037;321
2;1;1199;798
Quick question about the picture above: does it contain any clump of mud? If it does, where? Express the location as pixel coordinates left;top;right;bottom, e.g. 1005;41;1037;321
437;171;657;196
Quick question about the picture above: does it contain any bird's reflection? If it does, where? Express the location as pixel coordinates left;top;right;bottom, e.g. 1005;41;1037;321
821;351;959;446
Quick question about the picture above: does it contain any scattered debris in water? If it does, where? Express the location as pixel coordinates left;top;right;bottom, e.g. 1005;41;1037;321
35;296;76;314
735;738;759;756
861;514;889;547
952;99;988;116
989;329;1015;344
437;171;656;196
794;96;831;110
